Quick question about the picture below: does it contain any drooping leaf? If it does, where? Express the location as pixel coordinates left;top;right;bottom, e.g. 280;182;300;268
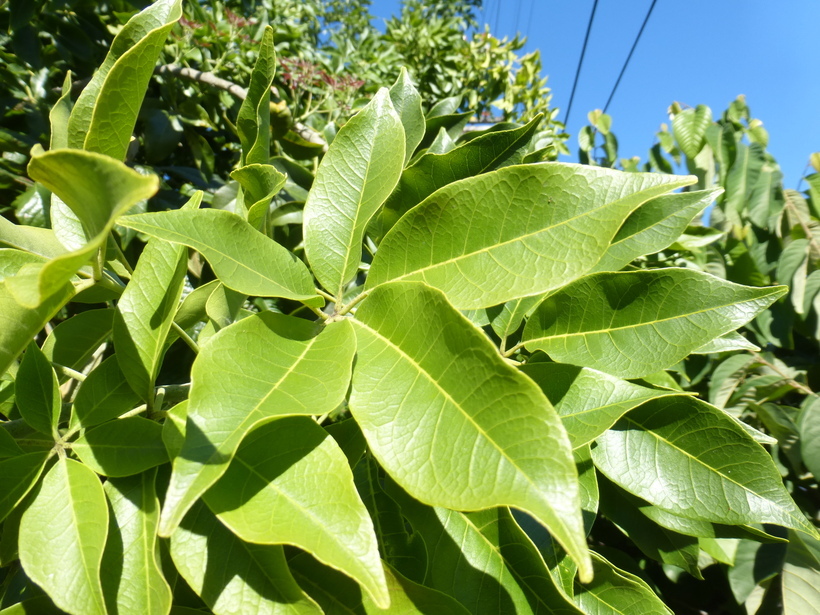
592;396;819;537
389;67;425;164
672;105;712;159
67;0;183;160
203;417;388;608
72;416;168;477
114;193;200;401
70;356;141;429
118;209;318;303
782;531;820;614
15;342;60;437
19;458;108;615
592;189;720;273
519;362;683;449
303;88;404;298
523;268;786;379
0;216;66;260
368;164;693;309
572;552;673;615
236;26;275;166
0;453;48;523
377;115;543;236
169;501;321;615
289;553;470;615
349;282;591;581
101;470;172;615
159;315;355;536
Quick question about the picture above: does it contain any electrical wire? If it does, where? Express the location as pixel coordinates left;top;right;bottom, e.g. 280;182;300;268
564;0;599;125
602;0;658;113
513;0;523;34
524;0;536;49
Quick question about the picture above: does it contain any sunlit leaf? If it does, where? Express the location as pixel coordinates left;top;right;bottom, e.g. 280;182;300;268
72;416;168;477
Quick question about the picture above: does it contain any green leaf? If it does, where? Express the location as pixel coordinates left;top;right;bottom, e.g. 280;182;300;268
797;396;820;479
598;477;702;579
203;417;389;608
782;531;820;614
67;0;183;160
572;552;672;615
159;315;355;536
303;88;404;298
19;458;108;615
41;308;114;377
692;330;759;354
368;164;693;309
101;470;172;615
592;189;720;273
377;115;543;237
0;216;66;260
72;416;168;477
523;268;786;379
161;400;187;460
724;143;765;227
0;279;74;376
290;553;471;615
592;396;819;537
389;68;425;164
672;105;712;159
71;356;141;429
349;282;591;581
230;164;287;230
118;209;318;302
169;501;321;615
0;596;65;615
15;342;60;437
728;538;786;604
490;294;544;341
237;26;275;166
0;427;24;459
114;193;199;400
0;453;48;523
519;362;683;449
575;446;599;534
426;127;456;155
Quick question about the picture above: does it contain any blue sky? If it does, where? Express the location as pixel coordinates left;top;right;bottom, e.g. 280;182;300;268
369;0;820;188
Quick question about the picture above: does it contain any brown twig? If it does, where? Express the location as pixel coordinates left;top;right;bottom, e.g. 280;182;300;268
750;351;814;396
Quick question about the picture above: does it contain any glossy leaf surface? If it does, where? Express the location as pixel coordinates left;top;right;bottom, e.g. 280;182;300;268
304;88;404;297
204;418;388;608
118;209;317;302
159;315;355;536
19;459;108;615
573;553;672;615
388;68;425;163
524;268;786;378
349;282;591;580
72;416;168;477
369;164;693;309
169;501;321;615
15;342;60;436
592;396;818;536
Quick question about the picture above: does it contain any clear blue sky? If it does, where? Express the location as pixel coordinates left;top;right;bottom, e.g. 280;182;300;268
369;0;820;188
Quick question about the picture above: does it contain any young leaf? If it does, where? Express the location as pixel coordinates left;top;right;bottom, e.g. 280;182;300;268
203;417;389;608
520;362;684;449
114;193;200;401
368;164;694;309
349;282;591;581
101;470;172;615
15;342;60;437
236;26;275;166
0;453;49;523
118;209;318;302
303;88;404;298
672;105;712;160
230;164;287;230
19;458;109;615
377;114;543;236
389;67;425;164
572;552;673;615
169;501;322;615
159;315;355;536
289;553;471;615
592;396;819;537
523;268;786;379
72;416;168;477
591;189;721;273
67;0;183;160
70;356;141;429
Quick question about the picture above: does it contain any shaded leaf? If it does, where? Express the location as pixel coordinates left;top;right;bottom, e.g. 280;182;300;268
41;308;114;377
71;356;141;429
0;453;49;523
72;416;168;477
15;342;60;437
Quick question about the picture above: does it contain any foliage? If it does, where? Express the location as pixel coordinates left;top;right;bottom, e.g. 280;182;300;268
1;2;818;615
577;97;820;612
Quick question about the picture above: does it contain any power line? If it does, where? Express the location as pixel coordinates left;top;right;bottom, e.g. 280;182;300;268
564;0;599;125
524;0;536;49
602;0;658;114
513;0;523;35
492;0;502;34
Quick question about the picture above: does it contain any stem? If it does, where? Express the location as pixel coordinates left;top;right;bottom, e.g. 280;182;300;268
338;290;369;316
784;192;820;260
53;364;86;382
750;352;814;396
315;288;337;303
503;341;526;358
172;322;200;354
118;404;149;419
306;304;329;321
